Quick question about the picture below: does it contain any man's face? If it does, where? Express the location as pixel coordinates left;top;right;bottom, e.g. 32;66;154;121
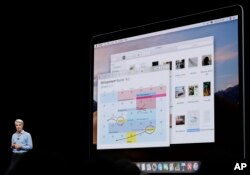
15;123;23;132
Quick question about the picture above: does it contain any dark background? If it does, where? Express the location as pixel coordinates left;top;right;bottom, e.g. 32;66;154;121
1;0;248;174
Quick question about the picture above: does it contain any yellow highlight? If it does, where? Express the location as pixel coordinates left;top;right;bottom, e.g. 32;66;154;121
126;132;136;143
145;126;156;134
116;116;126;125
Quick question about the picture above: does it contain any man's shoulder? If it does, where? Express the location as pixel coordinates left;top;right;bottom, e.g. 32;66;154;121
23;130;31;135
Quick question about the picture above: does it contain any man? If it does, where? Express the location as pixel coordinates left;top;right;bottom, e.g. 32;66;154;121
5;119;33;175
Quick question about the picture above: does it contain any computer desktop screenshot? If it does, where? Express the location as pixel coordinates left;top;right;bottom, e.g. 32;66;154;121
91;5;245;174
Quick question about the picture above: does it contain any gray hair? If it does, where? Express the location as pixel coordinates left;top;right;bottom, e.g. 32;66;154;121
15;119;24;125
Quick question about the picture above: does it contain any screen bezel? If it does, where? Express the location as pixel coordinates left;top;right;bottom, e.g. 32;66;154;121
90;4;245;164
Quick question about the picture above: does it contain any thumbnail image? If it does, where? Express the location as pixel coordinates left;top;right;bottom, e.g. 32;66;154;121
129;64;136;70
187;162;193;171
157;163;163;171
202;55;212;66
174;163;180;171
176;115;185;125
169;163;174;171
163;163;169;171
175;86;185;98
152;61;159;66
188;57;198;68
141;163;146;171
152;163;157;171
146;163;152;171
193;162;199;171
176;59;185;69
187;110;200;130
203;82;211;96
181;162;186;172
188;85;198;96
163;61;172;70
